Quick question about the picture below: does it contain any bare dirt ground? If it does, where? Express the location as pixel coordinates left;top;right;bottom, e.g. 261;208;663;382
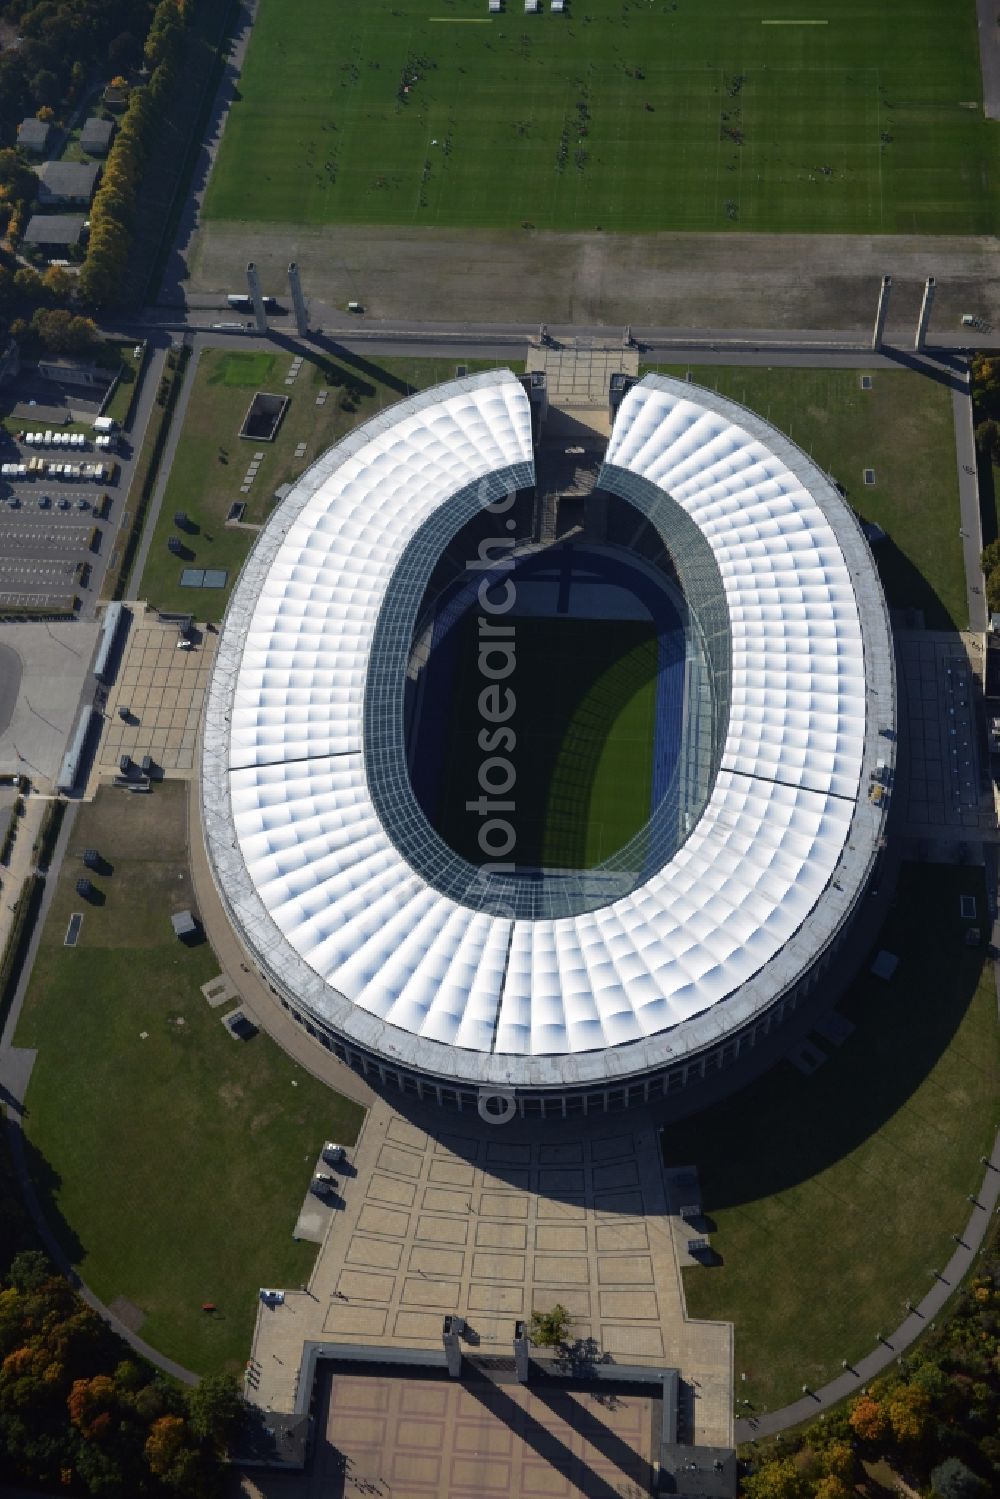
186;222;1000;334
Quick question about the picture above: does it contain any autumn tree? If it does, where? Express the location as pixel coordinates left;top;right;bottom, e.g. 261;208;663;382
41;265;73;303
8;1252;51;1295
0;150;37;207
67;1372;118;1439
186;1371;242;1447
819;1438;855;1485
743;1455;808;1499
885;1381;932;1446
814;1478;853;1499
13;267;44;302
849;1391;888;1442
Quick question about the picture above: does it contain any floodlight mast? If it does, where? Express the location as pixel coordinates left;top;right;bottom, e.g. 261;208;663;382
914;277;936;352
288;262;309;336
872;274;891;352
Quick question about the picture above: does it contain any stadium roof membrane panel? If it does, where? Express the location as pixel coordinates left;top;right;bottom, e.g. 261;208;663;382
204;371;891;1076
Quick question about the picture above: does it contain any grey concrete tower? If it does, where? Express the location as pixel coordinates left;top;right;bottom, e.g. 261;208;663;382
288;262;309;336
872;275;891;352
915;276;936;352
245;262;268;335
513;1321;530;1383
442;1317;462;1378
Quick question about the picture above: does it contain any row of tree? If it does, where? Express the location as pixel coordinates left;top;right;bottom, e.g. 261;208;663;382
741;1225;1000;1497
77;0;189;305
0;1250;242;1497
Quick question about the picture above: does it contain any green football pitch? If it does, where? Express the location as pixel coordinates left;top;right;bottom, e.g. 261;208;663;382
204;0;998;233
416;615;660;869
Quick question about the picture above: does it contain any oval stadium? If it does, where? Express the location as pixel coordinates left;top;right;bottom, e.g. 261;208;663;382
201;370;895;1119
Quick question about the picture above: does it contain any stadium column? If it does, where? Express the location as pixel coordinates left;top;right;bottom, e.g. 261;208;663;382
288;262;309;337
245;262;268;335
915;277;936;352
872;274;891;352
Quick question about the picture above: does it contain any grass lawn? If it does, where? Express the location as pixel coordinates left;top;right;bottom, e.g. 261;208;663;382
663;861;1000;1411
14;781;365;1376
416;614;659;868
203;0;998;234
101;343;143;428
138;350;518;616
648;365;964;630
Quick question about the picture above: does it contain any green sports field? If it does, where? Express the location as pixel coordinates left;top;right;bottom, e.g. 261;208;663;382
204;0;998;233
416;615;659;868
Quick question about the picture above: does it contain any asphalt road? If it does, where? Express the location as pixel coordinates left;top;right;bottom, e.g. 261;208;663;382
0;642;22;736
126;305;1000;360
979;0;1000;120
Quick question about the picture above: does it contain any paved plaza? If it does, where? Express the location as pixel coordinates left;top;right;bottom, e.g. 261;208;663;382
94;606;216;780
247;1103;733;1450
0;620;99;786
526;346;638;409
322;1370;651;1499
897;631;995;838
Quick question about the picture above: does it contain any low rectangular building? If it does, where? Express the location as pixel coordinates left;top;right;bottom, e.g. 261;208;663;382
35;160;100;207
22;214;86;252
37;357;113;391
17;117;51;156
80;117;114;156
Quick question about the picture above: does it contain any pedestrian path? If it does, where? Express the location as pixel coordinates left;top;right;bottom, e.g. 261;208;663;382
736;1125;1000;1440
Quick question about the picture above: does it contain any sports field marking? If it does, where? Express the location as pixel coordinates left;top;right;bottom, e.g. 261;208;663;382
761;18;829;23
428;16;491;20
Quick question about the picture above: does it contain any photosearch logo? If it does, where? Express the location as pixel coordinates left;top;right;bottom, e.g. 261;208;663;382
464;486;518;873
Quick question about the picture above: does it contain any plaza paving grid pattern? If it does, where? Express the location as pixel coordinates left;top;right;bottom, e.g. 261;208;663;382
313;1371;654;1499
202;0;998;234
97;608;216;777
247;1106;733;1448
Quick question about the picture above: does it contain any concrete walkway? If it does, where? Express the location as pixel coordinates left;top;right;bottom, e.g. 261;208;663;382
954;373;987;633
736;1128;1000;1442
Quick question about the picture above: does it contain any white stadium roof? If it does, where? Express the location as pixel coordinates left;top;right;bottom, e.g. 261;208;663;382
203;371;893;1087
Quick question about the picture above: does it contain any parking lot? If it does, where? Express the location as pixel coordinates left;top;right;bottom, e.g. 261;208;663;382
0;496;107;606
0;449;123;612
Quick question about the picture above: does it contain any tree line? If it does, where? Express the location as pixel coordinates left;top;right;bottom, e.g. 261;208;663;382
79;0;189;305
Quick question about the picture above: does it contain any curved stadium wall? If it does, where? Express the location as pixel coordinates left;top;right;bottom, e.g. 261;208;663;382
202;371;895;1118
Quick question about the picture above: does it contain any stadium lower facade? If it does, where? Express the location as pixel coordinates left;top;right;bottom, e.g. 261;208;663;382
202;372;895;1120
